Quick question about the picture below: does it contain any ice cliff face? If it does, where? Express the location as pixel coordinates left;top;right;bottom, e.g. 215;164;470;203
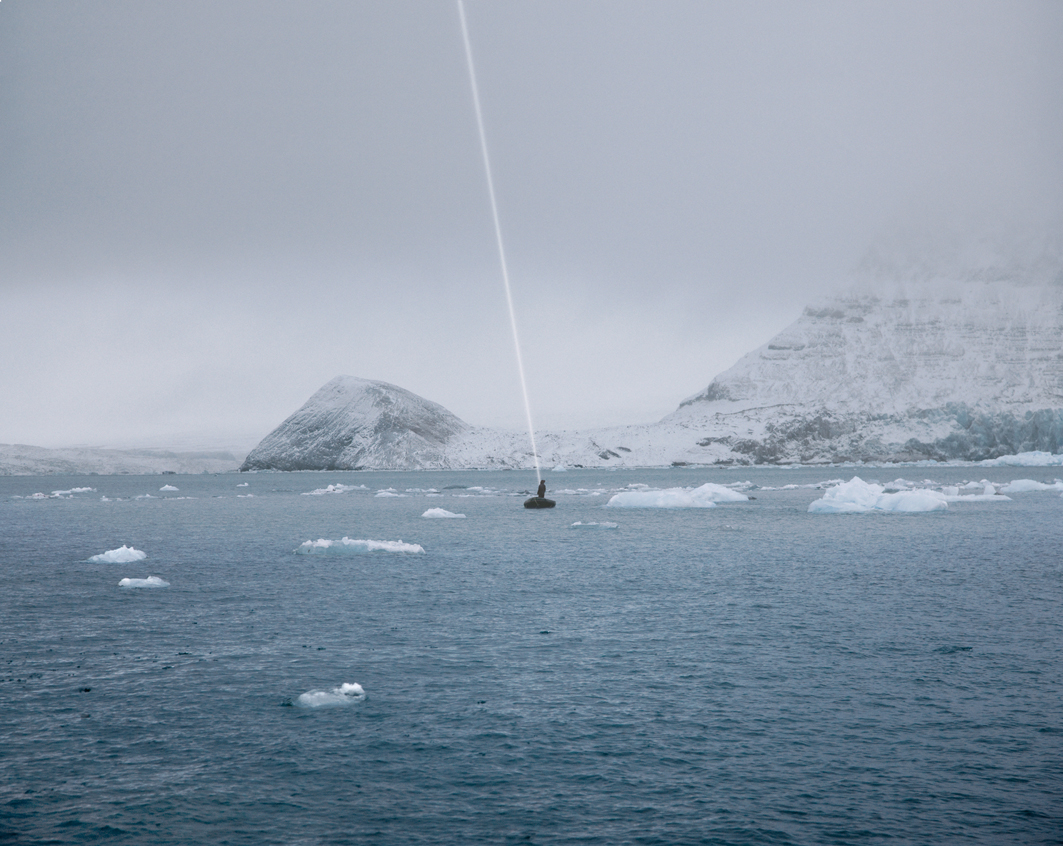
240;376;471;471
243;265;1063;470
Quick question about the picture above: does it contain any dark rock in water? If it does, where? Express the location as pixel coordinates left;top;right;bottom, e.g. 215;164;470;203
524;497;556;509
240;376;469;471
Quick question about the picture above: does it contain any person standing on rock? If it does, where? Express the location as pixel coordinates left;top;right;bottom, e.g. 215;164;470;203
537;480;546;499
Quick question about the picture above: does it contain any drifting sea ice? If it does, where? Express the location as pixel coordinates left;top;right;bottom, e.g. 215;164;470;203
118;576;169;588
159;485;179;492
302;483;367;496
21;487;96;500
570;521;618;529
605;482;749;509
296;682;366;708
90;545;147;563
422;508;466;518
999;478;1063;494
808;477;948;513
295;537;425;554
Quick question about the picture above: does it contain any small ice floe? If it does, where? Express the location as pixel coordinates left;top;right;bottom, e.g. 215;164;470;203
553;464;569;472
941;483;1010;502
159;484;179;492
295;682;366;708
808;477;948;513
422;508;466;518
570;521;618;529
301;483;367;496
374;489;405;497
999;478;1063;494
118;576;169;589
295;537;425;554
90;545;147;563
605;482;748;508
22;487;96;500
237;482;249;487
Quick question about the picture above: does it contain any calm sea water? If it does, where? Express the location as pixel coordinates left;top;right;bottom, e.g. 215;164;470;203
2;467;1062;845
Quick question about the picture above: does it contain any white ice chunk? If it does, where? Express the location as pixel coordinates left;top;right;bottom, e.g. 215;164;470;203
301;483;368;496
999;478;1063;493
118;576;169;588
422;508;466;518
90;545;147;563
570;521;618;529
605;482;747;508
295;537;424;554
808;477;948;513
159;484;179;492
295;682;366;708
374;490;405;498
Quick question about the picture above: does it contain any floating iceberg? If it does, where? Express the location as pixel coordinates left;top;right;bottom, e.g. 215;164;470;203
21;487;96;500
374;490;405;498
940;485;1010;502
118;576;169;589
570;521;618;529
295;682;366;708
605;482;748;508
159;485;179;492
301;483;368;496
90;545;147;563
422;508;466;518
808;477;948;513
295;537;424;554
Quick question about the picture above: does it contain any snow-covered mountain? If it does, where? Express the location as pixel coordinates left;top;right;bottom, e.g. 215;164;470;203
240;376;471;471
663;275;1063;464
242;261;1063;470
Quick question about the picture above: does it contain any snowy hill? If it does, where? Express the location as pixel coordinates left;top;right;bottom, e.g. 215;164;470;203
240;376;471;471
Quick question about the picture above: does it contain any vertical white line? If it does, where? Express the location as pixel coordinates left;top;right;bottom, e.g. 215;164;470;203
457;0;542;483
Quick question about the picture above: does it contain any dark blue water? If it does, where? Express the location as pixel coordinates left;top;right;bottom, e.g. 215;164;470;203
3;467;1062;844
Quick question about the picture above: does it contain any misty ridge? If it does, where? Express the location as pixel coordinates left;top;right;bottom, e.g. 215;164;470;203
4;233;1063;475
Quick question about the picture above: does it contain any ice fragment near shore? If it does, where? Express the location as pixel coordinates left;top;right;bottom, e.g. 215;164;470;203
422;508;465;518
999;478;1063;493
295;537;424;554
302;483;367;496
606;482;748;508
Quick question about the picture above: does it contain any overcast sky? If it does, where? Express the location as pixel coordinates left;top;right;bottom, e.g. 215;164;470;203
2;1;1061;450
